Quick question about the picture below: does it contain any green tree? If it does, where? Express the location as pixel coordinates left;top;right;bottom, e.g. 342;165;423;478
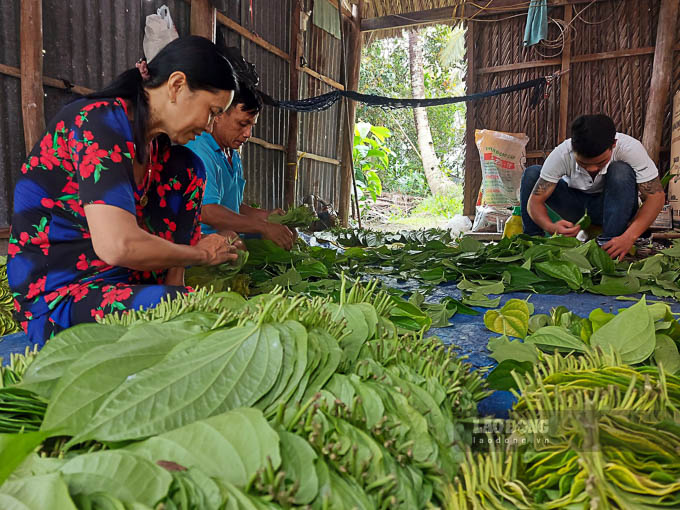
357;25;467;196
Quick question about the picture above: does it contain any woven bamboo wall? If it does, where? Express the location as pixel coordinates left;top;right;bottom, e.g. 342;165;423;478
463;0;679;215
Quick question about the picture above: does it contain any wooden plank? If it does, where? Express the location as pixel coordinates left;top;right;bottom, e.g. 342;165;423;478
216;11;290;62
0;227;9;239
249;136;285;151
463;20;479;217
190;0;216;41
570;46;657;63
285;0;302;207
250;136;339;166
642;0;680;163
477;59;560;75
339;1;363;226
558;4;573;142
299;66;345;90
20;0;45;155
299;152;341;166
0;63;93;95
361;0;609;32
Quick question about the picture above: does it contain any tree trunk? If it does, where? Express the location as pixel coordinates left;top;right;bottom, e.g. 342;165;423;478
407;28;452;196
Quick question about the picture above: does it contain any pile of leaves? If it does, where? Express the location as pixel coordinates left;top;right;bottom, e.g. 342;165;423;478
318;228;454;248
483;296;680;389
447;350;680;509
0;258;20;336
0;280;488;509
268;205;316;229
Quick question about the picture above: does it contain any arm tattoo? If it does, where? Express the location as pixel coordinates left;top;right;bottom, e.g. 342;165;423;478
638;177;664;199
531;178;556;197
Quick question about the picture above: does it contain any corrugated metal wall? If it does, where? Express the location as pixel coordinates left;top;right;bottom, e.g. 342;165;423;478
0;1;23;229
464;0;679;214
0;0;345;227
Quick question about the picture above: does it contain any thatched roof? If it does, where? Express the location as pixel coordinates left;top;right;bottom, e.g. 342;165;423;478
360;0;460;41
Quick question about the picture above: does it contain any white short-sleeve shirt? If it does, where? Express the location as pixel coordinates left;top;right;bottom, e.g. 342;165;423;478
540;133;658;194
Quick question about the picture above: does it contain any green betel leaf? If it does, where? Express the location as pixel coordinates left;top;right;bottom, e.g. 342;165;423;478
535;260;583;290
41;323;209;435
588;243;616;274
483;299;530;338
654;334;680;374
267;205;316;229
0;432;50;486
487;335;539;363
0;473;77;510
528;314;550;333
18;324;128;398
278;430;318;504
59;451;171;507
590;297;656;364
525;326;588;352
462;293;501;308
587;275;640;296
486;360;534;391
71;323;284;443
125;408;280;488
589;308;615;332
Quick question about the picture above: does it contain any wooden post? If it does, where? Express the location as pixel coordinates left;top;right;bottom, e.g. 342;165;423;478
190;0;216;42
642;0;680;163
20;0;45;155
558;4;573;142
339;1;363;226
285;0;302;207
463;20;479;217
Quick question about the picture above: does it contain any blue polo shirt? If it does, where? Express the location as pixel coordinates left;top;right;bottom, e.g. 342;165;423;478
186;132;246;235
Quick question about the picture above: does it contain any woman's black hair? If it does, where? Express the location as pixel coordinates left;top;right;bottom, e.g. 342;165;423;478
86;36;238;163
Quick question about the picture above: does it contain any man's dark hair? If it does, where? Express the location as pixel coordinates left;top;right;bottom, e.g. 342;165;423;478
570;114;616;158
232;85;263;114
220;45;263;114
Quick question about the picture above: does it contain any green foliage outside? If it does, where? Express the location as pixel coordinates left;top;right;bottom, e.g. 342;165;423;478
352;121;392;210
410;187;464;219
357;25;467;198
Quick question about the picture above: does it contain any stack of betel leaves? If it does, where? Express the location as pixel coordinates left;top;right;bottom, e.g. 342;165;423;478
0;257;20;336
0;279;488;509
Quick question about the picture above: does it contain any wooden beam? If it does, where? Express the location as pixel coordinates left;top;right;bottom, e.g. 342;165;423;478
361;0;610;33
20;0;45;155
0;63;93;95
216;11;290;62
299;152;341;166
463;20;479;217
299;66;345;90
190;0;216;41
249;136;285;151
477;59;560;75
339;1;363;226
642;0;680;163
557;4;573;142
285;0;302;207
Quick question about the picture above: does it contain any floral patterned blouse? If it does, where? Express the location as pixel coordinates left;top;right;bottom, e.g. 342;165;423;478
8;97;205;345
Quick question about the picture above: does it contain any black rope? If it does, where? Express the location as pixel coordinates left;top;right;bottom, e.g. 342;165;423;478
268;76;548;113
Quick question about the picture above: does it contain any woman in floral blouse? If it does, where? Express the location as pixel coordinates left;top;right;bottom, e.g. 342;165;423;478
8;36;239;345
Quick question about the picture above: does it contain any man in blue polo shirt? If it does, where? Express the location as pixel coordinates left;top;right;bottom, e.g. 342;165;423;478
186;85;295;250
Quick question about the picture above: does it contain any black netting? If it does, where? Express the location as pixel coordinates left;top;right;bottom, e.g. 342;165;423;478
267;76;547;112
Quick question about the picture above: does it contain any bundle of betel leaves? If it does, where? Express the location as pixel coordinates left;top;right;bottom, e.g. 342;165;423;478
268;205;317;229
0;257;20;336
445;293;680;509
0;279;488;509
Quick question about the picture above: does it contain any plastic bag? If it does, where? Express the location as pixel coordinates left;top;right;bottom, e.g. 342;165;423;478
475;129;529;206
143;5;179;62
472;205;511;233
446;214;472;237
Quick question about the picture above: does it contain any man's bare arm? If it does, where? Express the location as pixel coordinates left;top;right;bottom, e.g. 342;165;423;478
625;176;665;239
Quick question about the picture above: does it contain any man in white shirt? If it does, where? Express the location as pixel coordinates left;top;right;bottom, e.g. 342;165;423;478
520;114;665;260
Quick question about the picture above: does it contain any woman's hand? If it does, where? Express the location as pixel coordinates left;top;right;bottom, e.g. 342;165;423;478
218;230;246;251
195;234;240;265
